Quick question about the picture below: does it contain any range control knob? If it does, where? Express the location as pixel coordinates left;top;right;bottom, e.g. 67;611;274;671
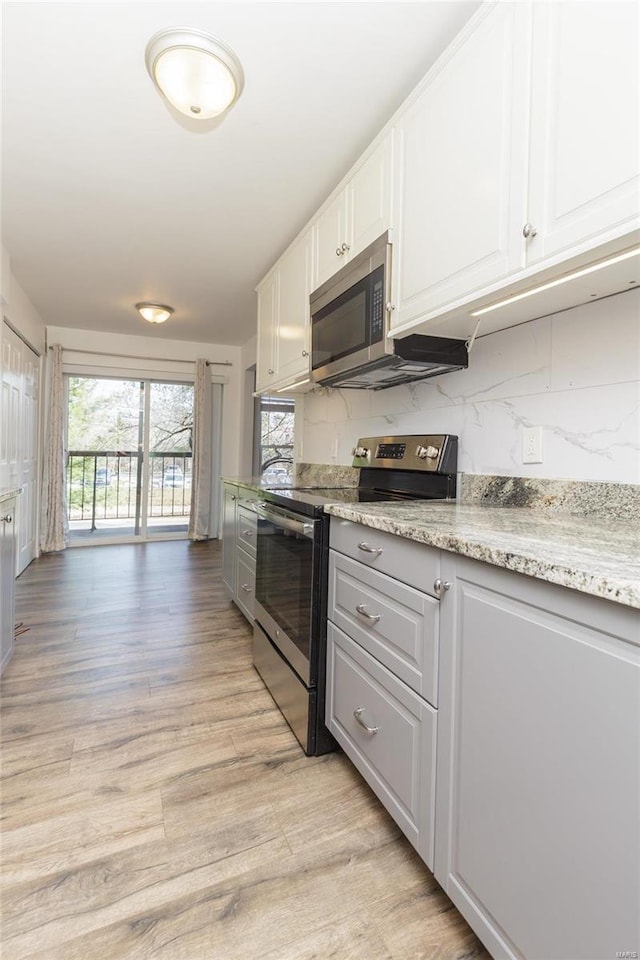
352;446;369;458
416;444;440;460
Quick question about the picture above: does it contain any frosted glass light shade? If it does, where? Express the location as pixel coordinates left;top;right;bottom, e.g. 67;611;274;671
135;302;174;324
145;27;244;119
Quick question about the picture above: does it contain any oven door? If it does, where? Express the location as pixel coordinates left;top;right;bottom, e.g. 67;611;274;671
253;502;317;685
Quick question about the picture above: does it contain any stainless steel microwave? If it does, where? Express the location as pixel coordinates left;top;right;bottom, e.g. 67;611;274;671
310;232;468;391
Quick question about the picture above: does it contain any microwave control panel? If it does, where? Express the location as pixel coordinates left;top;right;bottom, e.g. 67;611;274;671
371;271;384;342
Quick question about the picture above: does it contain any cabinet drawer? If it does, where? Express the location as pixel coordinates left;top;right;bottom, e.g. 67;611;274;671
329;550;438;705
330;518;440;596
236;505;257;558
326;622;436;868
235;548;256;621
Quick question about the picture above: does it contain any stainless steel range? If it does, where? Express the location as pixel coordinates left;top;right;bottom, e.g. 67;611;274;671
251;434;458;755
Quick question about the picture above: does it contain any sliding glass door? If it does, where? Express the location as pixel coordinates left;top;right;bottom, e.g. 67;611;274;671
66;376;194;542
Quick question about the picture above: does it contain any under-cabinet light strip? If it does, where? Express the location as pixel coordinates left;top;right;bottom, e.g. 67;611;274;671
469;246;640;318
276;378;310;393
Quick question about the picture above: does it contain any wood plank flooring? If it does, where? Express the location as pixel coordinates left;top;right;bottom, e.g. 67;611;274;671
1;540;491;960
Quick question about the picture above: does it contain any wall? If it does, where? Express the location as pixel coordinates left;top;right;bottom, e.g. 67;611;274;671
1;252;46;354
299;289;640;484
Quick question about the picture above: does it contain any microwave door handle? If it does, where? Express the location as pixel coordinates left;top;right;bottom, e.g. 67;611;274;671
255;504;315;539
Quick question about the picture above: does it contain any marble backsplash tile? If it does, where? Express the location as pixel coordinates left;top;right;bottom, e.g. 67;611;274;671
299;290;640;485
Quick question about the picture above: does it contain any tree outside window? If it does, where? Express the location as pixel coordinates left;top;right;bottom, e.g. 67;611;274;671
255;396;294;483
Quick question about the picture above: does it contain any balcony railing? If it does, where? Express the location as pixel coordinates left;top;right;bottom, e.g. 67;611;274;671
66;451;192;529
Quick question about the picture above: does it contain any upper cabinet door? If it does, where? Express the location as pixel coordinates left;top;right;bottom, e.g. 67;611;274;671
349;132;394;260
313;132;395;291
255;271;278;393
314;189;350;290
277;229;312;383
392;3;531;330
525;1;640;266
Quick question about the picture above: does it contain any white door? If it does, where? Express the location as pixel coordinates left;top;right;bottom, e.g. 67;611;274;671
526;2;640;266
392;3;530;329
1;323;40;574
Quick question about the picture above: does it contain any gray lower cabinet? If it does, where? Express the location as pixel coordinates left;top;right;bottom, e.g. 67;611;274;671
221;483;238;596
327;622;436;865
327;518;441;868
0;496;18;676
221;484;257;624
435;554;640;960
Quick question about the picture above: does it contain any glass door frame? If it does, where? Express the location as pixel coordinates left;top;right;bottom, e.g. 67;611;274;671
65;373;194;546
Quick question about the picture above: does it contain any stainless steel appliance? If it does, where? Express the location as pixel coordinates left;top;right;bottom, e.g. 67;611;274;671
251;433;458;755
310;233;468;390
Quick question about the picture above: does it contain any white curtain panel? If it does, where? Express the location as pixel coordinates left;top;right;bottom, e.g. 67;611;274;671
40;343;68;552
188;358;213;540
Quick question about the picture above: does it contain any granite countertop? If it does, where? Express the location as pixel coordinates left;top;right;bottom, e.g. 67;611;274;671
0;487;22;505
222;476;291;495
324;500;640;610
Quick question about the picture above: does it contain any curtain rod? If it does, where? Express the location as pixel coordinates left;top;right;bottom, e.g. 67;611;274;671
48;346;232;366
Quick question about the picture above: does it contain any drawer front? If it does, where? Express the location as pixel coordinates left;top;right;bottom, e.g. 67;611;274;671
329;550;438;705
236;505;257;558
326;622;436;868
329;518;441;596
235;548;256;621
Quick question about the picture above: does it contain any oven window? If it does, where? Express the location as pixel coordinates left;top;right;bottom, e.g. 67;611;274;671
255;521;313;663
312;284;368;369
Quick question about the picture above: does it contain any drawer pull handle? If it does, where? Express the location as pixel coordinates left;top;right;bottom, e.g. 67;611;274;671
242;529;254;537
357;541;383;556
354;707;379;735
241;584;252;593
355;603;380;624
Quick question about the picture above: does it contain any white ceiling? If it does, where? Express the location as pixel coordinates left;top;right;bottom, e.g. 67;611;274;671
2;1;480;347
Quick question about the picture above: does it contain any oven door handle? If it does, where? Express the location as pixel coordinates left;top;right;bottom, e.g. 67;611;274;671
253;503;315;539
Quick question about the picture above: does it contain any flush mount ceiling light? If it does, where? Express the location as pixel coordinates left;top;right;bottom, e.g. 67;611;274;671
145;27;244;119
135;302;174;324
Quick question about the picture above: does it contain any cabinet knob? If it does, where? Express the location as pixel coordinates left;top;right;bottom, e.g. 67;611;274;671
335;247;343;257
241;584;252;593
386;302;396;312
302;350;309;357
268;368;274;375
242;529;254;537
341;242;350;253
522;222;537;239
433;578;451;597
1;514;12;523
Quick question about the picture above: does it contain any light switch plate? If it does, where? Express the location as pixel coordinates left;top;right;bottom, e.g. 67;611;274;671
522;426;543;464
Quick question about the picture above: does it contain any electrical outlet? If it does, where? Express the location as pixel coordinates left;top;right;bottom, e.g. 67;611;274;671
522;426;543;464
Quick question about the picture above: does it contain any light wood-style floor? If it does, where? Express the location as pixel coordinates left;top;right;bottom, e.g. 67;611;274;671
1;540;490;960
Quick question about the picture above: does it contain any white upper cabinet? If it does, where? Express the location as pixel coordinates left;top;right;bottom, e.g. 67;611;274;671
313;132;394;291
392;3;530;330
525;1;640;265
255;228;313;394
255;270;278;394
276;229;312;384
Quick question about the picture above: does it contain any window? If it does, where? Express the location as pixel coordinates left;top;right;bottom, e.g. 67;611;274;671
253;396;295;483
